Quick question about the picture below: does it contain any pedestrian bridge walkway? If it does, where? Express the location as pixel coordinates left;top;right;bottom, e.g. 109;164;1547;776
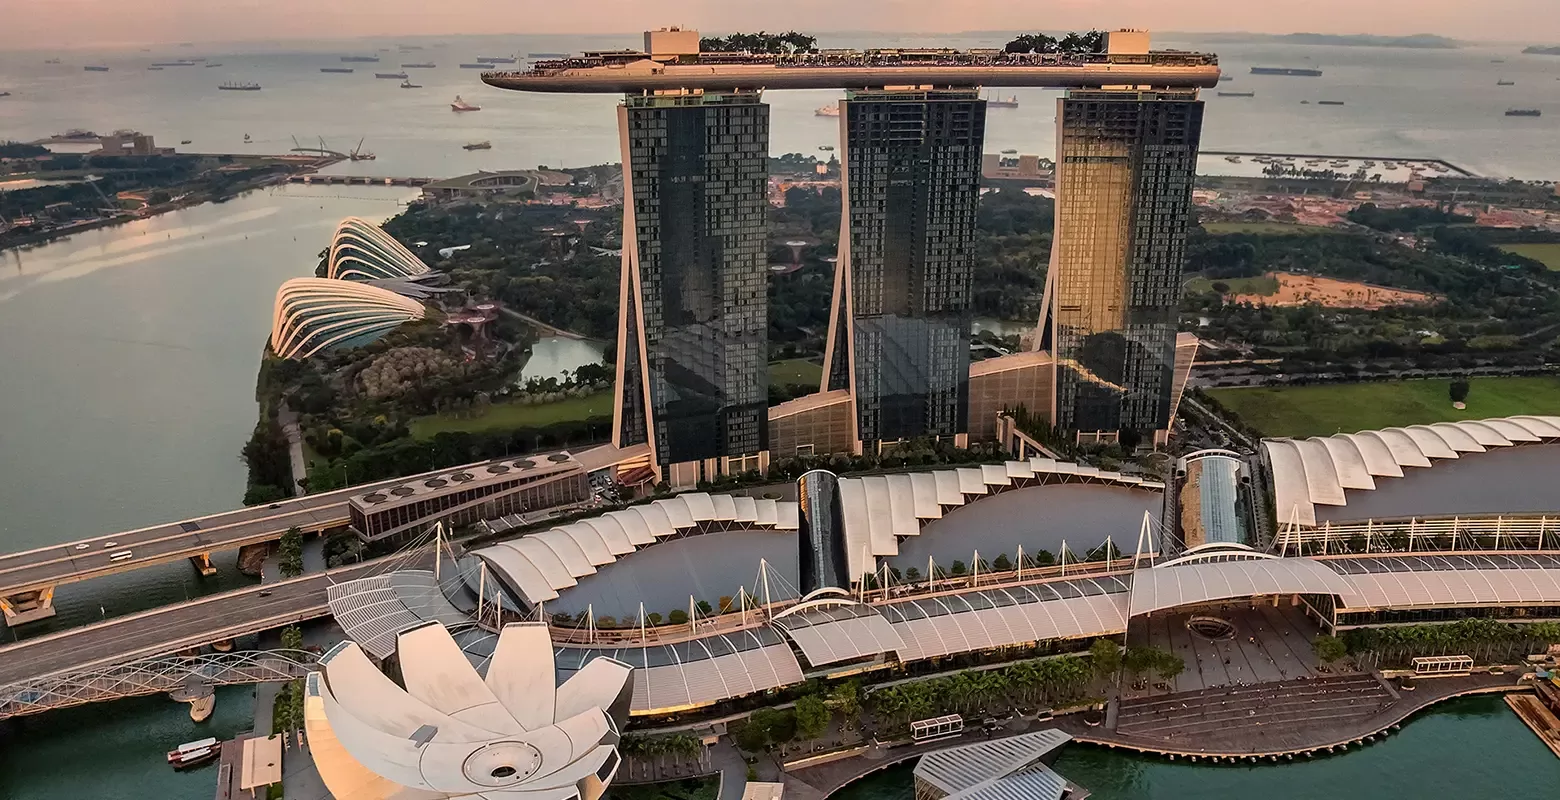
0;650;316;721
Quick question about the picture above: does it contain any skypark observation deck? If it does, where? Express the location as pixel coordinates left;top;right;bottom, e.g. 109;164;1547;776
481;49;1221;94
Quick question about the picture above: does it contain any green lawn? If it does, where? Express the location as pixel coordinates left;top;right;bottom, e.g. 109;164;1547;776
770;358;823;389
1498;243;1560;271
1202;221;1333;236
409;392;612;438
1208;376;1560;438
1184;274;1280;296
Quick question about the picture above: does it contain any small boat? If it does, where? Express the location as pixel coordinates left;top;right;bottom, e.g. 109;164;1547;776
815;104;840;117
463;141;492;150
819;145;835;151
451;95;481;112
204;63;222;68
219;81;261;91
1497;79;1515;86
168;738;220;770
1219;75;1234;82
1224;155;1242;163
321;67;354;73
375;72;409;79
0;91;10;98
986;94;1019;108
45;58;62;64
400;79;422;89
84;65;110;72
180;139;192;144
243;133;252;143
1506;108;1542;117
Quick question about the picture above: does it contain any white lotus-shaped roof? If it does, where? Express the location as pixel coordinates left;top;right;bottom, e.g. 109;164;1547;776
305;622;632;800
330;217;433;282
270;277;426;360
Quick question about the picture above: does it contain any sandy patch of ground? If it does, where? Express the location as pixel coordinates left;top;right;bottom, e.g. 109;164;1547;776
1230;271;1436;309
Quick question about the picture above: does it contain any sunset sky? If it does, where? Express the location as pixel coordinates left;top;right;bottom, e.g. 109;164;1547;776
2;0;1554;50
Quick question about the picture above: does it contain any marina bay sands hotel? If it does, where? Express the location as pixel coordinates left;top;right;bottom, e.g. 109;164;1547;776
485;29;1220;486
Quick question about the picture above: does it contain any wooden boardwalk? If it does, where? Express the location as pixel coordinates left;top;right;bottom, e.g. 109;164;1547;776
1056;672;1523;760
1506;694;1560;759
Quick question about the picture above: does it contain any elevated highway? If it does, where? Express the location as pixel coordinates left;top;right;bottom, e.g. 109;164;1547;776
0;469;445;626
0;556;415;687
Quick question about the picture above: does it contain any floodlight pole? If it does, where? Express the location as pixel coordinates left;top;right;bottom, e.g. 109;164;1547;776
1016;545;1026;581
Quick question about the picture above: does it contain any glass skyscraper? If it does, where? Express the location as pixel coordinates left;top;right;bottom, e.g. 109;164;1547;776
1048;89;1204;439
613;91;770;478
823;89;986;451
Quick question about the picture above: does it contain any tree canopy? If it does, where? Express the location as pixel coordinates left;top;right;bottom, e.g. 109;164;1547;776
700;31;817;54
1004;30;1106;54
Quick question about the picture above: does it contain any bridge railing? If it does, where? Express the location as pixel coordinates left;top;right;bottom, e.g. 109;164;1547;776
0;650;317;720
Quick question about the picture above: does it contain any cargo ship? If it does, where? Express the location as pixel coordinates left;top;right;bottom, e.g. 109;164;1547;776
204;62;223;68
1217;91;1255;97
401;79;422;88
84;65;110;72
341;55;380;62
219;81;261;91
402;62;436;68
1506;108;1542;117
528;52;568;58
463;141;492;150
1318;100;1345;106
477;56;517;64
451;95;481;112
1497;79;1515;86
150;60;196;67
459;63;489;69
376;72;409;79
1250;66;1323;77
321;67;354;73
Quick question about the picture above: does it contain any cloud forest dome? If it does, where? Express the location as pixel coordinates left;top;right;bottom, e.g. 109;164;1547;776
328;216;433;282
269;277;426;360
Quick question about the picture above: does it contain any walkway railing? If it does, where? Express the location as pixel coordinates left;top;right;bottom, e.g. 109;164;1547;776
0;650;317;720
1276;515;1560;557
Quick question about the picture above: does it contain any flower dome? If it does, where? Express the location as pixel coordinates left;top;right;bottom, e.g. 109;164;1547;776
329;217;433;282
270;278;426;359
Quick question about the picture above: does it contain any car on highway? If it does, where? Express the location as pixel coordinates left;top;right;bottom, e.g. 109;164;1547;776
258;590;273;598
102;541;118;548
75;543;90;550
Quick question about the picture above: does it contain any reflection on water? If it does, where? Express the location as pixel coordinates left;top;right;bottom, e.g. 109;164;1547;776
521;335;605;382
832;697;1560;800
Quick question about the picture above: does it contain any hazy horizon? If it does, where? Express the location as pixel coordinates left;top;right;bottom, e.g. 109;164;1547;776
2;0;1557;51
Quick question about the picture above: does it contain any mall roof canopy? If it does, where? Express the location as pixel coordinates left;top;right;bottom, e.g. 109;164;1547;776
1325;552;1560;611
326;571;474;659
1264;416;1560;527
474;492;798;608
877;575;1131;661
1129;557;1359;617
836;459;1163;579
770;603;904;667
553;628;804;715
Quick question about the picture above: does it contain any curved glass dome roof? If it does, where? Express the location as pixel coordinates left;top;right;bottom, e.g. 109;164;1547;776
270;277;426;360
328;217;433;282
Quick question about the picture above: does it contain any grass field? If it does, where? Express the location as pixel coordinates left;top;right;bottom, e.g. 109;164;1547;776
1208;376;1560;438
1184;274;1281;296
1202;222;1333;236
770;358;823;389
409;392;612;438
1498;243;1560;271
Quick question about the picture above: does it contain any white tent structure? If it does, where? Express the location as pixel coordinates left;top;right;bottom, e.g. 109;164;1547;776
305;621;632;800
